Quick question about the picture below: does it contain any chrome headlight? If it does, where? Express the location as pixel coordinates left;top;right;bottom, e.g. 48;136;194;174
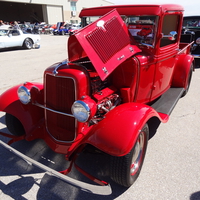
196;37;200;45
71;100;90;122
17;86;31;104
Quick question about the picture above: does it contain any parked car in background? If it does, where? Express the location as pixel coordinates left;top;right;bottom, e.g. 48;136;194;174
33;23;53;34
53;22;71;35
68;23;81;35
181;16;200;66
43;24;54;34
0;27;40;49
38;23;49;34
19;23;33;33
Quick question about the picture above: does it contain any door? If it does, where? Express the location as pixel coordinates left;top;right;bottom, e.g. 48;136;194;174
0;29;9;48
5;30;22;48
151;14;180;100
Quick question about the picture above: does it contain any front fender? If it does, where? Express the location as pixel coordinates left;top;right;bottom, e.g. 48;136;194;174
172;54;194;88
0;82;44;137
87;103;168;157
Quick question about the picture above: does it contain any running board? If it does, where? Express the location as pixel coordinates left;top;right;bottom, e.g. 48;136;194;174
0;140;112;195
151;88;185;115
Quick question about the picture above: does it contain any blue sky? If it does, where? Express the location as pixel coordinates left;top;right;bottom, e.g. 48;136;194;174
110;0;200;16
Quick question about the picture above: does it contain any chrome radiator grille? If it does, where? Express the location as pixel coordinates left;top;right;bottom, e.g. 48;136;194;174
45;74;76;142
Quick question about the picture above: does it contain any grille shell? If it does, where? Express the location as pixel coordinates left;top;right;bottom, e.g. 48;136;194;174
45;74;76;142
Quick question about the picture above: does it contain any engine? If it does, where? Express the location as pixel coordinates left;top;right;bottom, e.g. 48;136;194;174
91;94;121;124
70;62;121;125
88;70;121;124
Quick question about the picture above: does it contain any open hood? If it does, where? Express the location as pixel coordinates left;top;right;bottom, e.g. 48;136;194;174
68;9;141;81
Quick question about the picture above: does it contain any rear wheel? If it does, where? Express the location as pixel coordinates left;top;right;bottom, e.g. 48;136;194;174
5;113;25;136
110;123;149;187
23;38;33;49
182;63;193;97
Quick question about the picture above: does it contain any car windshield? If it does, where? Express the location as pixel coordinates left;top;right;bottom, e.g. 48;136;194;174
82;15;157;46
72;24;80;28
183;18;200;28
0;29;9;36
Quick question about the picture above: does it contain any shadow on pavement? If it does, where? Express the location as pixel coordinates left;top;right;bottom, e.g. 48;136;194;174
0;47;25;52
0;113;128;200
190;191;200;200
0;138;128;200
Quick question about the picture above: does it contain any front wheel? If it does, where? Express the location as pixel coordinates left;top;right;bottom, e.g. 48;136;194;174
23;38;33;49
5;113;25;136
110;123;149;187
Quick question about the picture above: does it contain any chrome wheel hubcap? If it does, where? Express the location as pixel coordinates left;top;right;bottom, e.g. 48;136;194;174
130;131;145;175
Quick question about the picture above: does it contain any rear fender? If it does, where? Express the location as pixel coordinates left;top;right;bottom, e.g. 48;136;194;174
87;103;168;157
0;83;44;137
172;54;194;88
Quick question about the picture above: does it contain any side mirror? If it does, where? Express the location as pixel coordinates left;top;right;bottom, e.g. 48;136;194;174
8;33;12;37
162;31;177;41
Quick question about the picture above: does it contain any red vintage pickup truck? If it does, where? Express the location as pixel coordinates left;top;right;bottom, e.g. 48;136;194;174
0;4;194;194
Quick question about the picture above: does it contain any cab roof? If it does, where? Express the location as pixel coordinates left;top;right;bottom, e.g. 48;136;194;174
79;4;184;17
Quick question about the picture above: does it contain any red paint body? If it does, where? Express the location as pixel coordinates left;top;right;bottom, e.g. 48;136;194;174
0;5;194;160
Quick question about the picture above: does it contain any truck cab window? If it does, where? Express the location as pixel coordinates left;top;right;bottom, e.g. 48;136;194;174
160;15;179;47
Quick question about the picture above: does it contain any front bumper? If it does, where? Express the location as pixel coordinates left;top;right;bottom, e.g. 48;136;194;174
0;138;112;195
33;41;40;49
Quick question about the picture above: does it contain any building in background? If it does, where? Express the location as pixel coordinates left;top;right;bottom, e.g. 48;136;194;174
0;0;114;24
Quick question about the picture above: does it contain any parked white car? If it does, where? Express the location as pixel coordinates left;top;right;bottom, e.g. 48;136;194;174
71;23;81;30
69;23;81;35
0;26;40;49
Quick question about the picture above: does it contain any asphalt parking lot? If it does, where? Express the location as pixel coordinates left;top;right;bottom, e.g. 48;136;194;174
0;35;200;200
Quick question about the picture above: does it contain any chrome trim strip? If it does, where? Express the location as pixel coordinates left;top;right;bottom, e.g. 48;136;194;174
34;102;74;118
178;41;194;55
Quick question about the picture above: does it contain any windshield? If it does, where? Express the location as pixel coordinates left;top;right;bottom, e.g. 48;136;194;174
82;15;157;46
126;16;157;46
0;29;9;36
183;17;200;28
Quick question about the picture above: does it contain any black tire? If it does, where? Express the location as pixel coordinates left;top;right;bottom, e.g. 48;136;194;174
5;113;25;136
110;123;149;187
194;58;200;68
23;38;33;49
182;63;193;97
